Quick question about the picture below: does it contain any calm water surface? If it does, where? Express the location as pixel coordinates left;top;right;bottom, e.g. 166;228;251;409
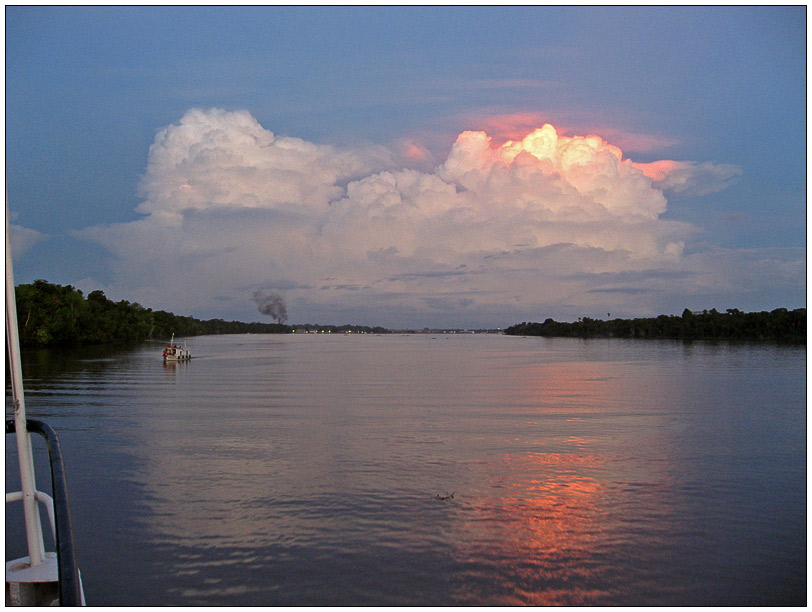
5;334;806;605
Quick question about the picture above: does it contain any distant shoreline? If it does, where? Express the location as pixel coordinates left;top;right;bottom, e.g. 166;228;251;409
13;280;805;347
504;308;806;344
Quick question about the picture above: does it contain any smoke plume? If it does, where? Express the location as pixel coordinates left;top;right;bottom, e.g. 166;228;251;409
253;290;288;323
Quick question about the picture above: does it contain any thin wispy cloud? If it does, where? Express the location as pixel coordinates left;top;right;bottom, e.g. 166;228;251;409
448;78;565;91
8;224;47;259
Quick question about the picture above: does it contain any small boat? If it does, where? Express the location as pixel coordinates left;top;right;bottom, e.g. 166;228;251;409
163;334;191;362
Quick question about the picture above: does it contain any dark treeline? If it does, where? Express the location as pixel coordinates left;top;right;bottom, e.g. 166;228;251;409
13;280;289;348
15;280;805;347
505;308;806;343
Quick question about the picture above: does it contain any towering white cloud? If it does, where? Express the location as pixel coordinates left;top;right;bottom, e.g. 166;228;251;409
137;108;392;221
77;108;770;326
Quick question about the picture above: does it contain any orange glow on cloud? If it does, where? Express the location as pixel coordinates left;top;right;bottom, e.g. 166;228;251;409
475;112;563;143
631;159;683;182
441;123;662;223
449;122;631;175
497;124;624;167
443;122;715;215
400;140;432;162
473;112;679;154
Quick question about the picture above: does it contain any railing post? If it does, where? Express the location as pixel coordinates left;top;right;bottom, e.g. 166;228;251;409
5;191;46;567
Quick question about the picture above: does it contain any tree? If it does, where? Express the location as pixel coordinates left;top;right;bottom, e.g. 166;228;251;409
12;280;296;348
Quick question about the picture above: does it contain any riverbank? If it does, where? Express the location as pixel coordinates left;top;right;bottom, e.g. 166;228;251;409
505;308;806;343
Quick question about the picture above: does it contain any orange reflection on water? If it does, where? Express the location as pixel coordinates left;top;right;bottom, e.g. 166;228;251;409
451;448;614;604
448;357;680;604
508;359;630;414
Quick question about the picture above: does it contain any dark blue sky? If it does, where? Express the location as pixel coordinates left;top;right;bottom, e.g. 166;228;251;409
5;6;806;327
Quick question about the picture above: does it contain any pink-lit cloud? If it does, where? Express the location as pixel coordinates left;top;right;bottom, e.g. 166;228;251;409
463;112;680;154
468;112;574;145
73;108;776;327
633;160;742;196
391;138;438;170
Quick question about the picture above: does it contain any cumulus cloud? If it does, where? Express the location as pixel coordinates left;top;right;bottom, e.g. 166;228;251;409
76;108;771;326
137;107;392;220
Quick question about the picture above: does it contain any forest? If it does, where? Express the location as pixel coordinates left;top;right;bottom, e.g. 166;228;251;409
11;280;289;348
504;308;806;343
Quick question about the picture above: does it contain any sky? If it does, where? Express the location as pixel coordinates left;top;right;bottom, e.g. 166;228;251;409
5;6;807;329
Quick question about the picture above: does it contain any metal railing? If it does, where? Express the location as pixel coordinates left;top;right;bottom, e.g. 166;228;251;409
6;418;83;606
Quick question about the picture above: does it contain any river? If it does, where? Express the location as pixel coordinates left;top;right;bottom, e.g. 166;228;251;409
5;333;806;605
